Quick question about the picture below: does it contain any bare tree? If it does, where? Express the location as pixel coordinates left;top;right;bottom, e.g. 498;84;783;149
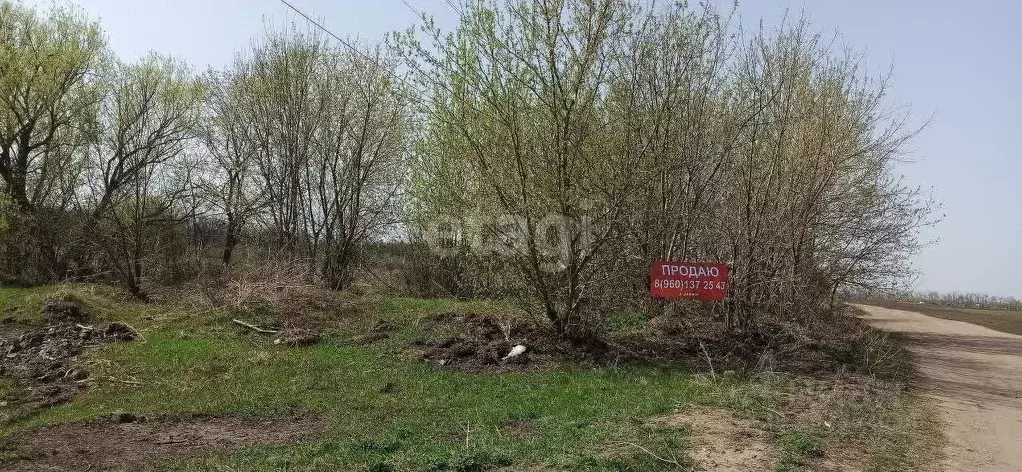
246;28;326;256
200;66;264;266
236;26;409;288
0;0;936;321
85;54;203;298
313;49;409;289
709;18;937;324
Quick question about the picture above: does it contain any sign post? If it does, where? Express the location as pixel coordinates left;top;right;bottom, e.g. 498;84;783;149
649;261;729;301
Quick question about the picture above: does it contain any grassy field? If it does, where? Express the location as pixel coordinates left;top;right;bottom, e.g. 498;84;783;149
863;301;1022;335
0;285;941;471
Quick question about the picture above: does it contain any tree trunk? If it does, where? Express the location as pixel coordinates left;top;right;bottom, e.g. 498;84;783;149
222;219;239;266
324;244;357;291
125;273;150;302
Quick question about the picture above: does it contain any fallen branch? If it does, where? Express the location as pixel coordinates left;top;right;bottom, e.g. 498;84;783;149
232;319;279;334
106;376;142;386
617;442;682;467
765;407;787;419
699;341;717;382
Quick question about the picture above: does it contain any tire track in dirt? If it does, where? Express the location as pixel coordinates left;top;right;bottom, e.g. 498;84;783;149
855;304;1022;472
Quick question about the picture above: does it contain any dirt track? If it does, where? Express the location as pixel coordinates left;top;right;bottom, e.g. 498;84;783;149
856;304;1022;472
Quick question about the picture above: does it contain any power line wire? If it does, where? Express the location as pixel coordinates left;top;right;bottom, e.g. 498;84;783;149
277;0;508;127
441;0;464;17
398;0;424;18
399;0;462;22
278;0;371;65
277;0;430;108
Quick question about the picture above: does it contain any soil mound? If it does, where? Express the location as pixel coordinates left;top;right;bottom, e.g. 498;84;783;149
0;300;138;410
414;312;611;371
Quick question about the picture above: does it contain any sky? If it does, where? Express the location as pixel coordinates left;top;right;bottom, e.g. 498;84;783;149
24;0;1022;297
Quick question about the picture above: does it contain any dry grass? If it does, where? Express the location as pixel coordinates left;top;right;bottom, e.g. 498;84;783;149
777;375;945;471
713;361;934;472
201;259;317;311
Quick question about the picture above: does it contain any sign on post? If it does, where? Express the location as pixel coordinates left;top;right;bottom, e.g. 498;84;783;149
649;261;729;301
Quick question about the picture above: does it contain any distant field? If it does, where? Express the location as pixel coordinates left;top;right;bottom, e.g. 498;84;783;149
863;301;1022;336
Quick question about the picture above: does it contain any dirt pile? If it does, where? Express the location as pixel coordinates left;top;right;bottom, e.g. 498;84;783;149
417;313;537;369
104;321;139;342
42;298;90;323
0;300;138;409
414;312;616;370
412;308;895;375
607;308;907;377
415;311;811;372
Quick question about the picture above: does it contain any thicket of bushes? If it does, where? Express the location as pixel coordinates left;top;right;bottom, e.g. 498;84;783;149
0;0;935;338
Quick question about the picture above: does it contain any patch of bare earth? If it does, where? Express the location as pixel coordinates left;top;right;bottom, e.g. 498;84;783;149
0;414;326;471
652;407;777;471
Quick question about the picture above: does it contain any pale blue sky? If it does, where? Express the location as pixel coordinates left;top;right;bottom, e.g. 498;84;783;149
29;0;1022;296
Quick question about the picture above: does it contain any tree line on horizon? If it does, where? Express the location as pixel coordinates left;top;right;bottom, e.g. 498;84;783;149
0;0;937;337
857;290;1022;311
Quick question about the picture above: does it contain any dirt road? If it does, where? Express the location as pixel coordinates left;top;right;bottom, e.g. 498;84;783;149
855;304;1022;472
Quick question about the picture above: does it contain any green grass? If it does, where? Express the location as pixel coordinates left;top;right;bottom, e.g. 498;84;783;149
18;331;774;470
775;431;824;471
0;284;159;328
0;286;944;471
0;286;784;471
0;285;61;325
603;310;651;333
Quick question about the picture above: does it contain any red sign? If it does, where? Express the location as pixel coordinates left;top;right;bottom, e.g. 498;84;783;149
649;261;729;301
